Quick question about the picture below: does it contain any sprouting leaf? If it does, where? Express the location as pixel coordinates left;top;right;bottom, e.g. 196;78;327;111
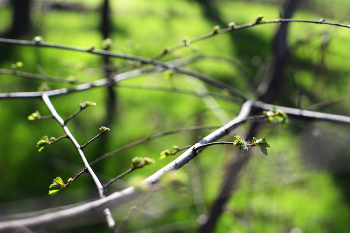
142;157;155;166
211;25;220;34
37;135;50;152
80;101;96;110
67;76;78;84
48;176;65;195
28;110;41;120
254;138;271;156
131;157;155;169
159;149;172;160
233;135;245;151
102;38;112;49
228;22;236;29
16;61;23;68
164;69;174;80
255;14;264;24
264;107;289;126
99;126;110;134
38;83;50;92
131;157;143;169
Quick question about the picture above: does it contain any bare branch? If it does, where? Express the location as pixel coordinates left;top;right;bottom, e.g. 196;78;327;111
41;94;116;231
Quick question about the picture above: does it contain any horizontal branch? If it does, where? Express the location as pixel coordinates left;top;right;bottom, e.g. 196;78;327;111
253;101;350;125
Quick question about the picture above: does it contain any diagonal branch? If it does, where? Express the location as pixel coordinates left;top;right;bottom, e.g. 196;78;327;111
41;94;116;232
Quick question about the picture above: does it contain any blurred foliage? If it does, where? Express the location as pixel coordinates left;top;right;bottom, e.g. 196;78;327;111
1;0;350;232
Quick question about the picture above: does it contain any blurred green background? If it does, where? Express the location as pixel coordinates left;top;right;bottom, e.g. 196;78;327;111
1;0;350;232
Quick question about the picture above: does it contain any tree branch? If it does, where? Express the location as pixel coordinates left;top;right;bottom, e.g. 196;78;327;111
41;94;116;232
0;100;253;232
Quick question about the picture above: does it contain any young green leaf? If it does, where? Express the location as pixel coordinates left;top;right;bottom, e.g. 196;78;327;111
233;135;245;151
131;157;156;169
211;25;220;34
164;69;174;80
99;126;110;134
28;110;41;120
159;149;172;160
80;101;96;110
48;176;65;195
37;135;50;152
253;137;271;156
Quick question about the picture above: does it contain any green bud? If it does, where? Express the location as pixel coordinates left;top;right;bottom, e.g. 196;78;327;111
16;61;23;68
228;22;236;29
255;14;264;24
131;157;155;168
34;36;43;43
159;149;172;160
28;110;41;120
67;76;78;84
99;126;110;134
211;25;220;34
102;38;112;49
131;157;143;169
164;69;174;80
38;83;50;92
163;46;169;54
37;136;50;152
80;101;96;110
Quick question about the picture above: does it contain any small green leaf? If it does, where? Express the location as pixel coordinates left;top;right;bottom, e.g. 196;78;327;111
48;176;65;195
255;138;271;156
37;136;50;152
142;158;155;166
159;149;172;160
67;178;74;184
131;157;143;169
99;126;110;134
80;101;96;110
131;157;155;168
102;38;112;49
67;76;78;84
38;83;50;92
50;137;56;142
28;110;41;120
16;61;23;68
164;69;174;80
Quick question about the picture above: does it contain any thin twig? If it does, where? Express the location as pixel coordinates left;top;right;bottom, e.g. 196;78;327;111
305;94;350;111
104;168;134;191
64;109;82;125
81;133;103;150
0;68;83;84
88;125;221;167
116;83;240;103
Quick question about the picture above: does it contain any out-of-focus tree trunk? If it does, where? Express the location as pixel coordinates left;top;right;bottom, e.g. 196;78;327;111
9;0;32;37
198;1;299;232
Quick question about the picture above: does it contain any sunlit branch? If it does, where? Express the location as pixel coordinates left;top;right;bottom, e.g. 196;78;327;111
41;94;116;232
0;68;84;84
0;100;253;232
